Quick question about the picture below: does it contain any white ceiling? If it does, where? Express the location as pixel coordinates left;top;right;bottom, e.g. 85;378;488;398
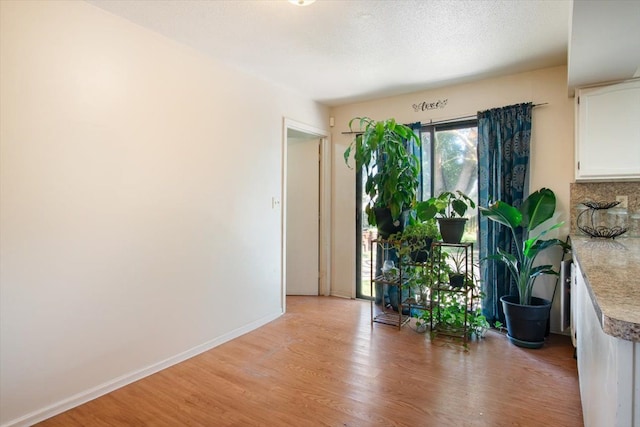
86;0;638;106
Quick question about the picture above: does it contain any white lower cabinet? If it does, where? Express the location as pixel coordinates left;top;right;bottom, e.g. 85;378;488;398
575;262;640;426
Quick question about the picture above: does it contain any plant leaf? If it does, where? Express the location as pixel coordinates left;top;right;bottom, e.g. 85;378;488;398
484;249;519;282
525;237;566;258
521;188;556;230
479;201;522;229
529;264;558;278
451;199;467;217
415;201;438;221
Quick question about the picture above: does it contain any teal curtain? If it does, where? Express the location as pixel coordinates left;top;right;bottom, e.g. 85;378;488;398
478;103;532;323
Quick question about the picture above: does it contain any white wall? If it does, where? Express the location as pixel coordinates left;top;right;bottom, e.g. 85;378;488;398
330;66;574;330
0;1;328;425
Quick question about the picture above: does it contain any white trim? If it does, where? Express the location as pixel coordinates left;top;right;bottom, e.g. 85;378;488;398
284;118;327;137
281;118;331;310
319;137;332;296
330;291;353;299
1;312;282;427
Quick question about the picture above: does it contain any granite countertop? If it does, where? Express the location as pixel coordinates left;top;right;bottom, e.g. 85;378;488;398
571;236;640;342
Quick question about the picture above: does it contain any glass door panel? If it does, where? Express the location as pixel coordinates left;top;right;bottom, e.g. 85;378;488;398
357;167;377;299
433;125;478;244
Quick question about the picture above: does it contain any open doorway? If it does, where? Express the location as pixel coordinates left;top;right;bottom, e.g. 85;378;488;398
282;118;331;312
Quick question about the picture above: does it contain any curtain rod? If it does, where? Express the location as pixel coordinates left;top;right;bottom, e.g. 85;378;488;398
428;102;548;126
340;102;548;134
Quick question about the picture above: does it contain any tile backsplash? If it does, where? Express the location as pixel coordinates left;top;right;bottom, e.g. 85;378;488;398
570;182;640;237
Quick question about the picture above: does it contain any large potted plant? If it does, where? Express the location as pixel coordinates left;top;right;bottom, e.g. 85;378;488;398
479;187;570;349
344;117;421;238
415;190;476;243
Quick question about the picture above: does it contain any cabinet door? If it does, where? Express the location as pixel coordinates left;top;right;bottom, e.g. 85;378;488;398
576;80;640;181
575;262;636;427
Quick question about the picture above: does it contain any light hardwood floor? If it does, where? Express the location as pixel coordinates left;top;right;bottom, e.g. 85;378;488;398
39;296;583;426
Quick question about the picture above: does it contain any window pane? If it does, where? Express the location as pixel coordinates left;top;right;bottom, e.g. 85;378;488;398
359;165;377;299
434;127;477;196
434;126;478;243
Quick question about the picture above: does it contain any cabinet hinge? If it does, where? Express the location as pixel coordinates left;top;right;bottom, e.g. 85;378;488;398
577;161;580;170
577;96;580;105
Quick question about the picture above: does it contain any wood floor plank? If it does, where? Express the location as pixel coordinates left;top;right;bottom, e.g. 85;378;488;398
38;296;583;426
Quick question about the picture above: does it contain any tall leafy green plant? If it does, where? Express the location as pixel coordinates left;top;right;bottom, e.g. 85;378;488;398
479;188;569;305
343;117;421;225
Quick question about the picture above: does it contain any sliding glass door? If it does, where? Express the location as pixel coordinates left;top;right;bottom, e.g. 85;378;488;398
356;120;478;299
356;166;376;299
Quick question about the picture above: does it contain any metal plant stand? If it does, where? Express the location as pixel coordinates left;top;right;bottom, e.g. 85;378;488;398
430;242;474;344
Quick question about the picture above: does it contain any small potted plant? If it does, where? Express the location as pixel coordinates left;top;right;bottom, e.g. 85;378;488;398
446;249;467;289
479;187;570;349
430;295;490;340
429;270;490;342
394;216;440;263
415;190;476;243
343;117;421;238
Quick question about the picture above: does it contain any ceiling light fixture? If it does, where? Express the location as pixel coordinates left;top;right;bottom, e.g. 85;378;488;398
289;0;316;6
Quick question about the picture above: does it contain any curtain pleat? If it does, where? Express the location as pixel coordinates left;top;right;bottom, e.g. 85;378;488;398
477;103;532;323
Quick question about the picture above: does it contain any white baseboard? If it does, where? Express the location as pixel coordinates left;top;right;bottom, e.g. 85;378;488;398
330;291;353;299
2;311;282;427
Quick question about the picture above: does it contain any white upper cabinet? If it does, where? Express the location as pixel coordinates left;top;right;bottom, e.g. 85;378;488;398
575;80;640;181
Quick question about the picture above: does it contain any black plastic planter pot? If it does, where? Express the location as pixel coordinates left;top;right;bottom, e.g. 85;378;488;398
374;208;409;239
408;237;433;264
501;295;552;349
449;273;465;289
437;218;467;244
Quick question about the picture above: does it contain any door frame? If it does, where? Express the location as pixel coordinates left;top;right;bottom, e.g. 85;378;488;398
282;118;331;313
